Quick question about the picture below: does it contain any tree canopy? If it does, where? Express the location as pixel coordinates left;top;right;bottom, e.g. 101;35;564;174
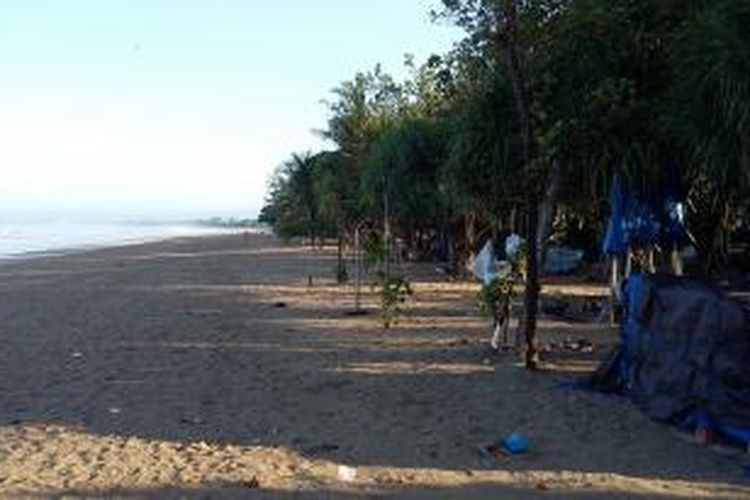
260;0;750;364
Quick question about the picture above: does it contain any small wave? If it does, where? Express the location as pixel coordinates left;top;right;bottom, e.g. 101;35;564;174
0;221;244;260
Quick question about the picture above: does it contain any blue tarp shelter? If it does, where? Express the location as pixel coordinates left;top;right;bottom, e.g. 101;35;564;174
602;175;686;256
590;273;750;446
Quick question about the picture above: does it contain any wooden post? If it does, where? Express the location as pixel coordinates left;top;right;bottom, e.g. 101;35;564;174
383;175;391;283
337;232;345;284
354;226;362;312
671;244;684;276
647;247;656;273
625;247;633;277
609;255;620;325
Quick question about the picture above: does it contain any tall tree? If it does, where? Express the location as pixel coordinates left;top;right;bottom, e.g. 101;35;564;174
260;152;320;246
667;0;750;269
439;0;546;368
364;117;445;254
313;150;359;280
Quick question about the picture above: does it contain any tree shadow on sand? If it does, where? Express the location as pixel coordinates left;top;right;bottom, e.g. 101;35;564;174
0;236;747;496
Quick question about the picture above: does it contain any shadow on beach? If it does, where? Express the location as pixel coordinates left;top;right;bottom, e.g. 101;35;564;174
0;234;747;497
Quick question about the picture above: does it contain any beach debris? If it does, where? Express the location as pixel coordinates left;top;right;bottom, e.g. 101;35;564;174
337;465;357;482
478;432;532;465
476;445;503;468
693;410;713;445
70;351;84;359
561;338;595;353
180;416;205;425
108;407;121;415
694;426;712;445
501;432;531;454
542;294;604;322
345;309;369;316
273;301;287;308
243;476;260;488
304;443;340;456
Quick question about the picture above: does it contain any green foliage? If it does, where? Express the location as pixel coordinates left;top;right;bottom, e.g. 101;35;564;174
260;0;750;277
260;153;320;241
667;0;750;199
362;233;385;270
380;276;414;329
312;151;359;234
513;240;529;280
441;63;522;218
363;118;445;232
322;65;411;160
478;276;515;318
478;240;526;319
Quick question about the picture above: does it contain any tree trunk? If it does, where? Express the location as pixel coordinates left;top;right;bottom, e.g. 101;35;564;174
671;245;684;276
509;206;518;233
465;211;478;265
447;220;457;270
336;228;345;284
523;205;541;369
383;176;391;282
537;160;562;271
354;225;363;311
496;0;540;369
609;255;621;325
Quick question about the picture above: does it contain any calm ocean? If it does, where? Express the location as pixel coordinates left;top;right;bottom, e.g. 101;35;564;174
0;213;249;260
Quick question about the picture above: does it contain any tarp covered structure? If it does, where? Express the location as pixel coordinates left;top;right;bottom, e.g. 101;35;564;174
590;273;750;445
602;175;686;256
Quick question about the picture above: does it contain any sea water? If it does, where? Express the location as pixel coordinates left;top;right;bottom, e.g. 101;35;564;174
0;212;251;260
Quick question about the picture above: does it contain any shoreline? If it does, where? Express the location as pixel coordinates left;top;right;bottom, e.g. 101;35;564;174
0;227;270;266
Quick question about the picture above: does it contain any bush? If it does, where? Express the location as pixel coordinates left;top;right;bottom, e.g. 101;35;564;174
380;276;413;328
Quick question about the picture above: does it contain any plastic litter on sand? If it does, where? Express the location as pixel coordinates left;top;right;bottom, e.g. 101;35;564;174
337;465;357;482
501;433;531;455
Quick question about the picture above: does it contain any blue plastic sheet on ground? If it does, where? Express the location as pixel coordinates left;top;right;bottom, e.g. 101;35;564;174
585;274;750;449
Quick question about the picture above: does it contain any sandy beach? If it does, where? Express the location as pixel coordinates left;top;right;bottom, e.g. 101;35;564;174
0;233;748;498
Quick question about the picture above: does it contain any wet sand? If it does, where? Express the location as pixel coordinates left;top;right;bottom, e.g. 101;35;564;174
0;233;748;498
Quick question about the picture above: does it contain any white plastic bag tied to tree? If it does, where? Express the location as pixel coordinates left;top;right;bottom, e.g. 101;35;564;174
505;234;523;263
473;240;498;285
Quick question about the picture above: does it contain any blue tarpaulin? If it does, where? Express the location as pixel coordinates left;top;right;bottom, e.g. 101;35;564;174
589;274;750;447
603;175;627;255
602;176;685;255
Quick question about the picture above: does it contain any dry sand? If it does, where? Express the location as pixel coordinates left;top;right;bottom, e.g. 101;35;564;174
0;233;748;498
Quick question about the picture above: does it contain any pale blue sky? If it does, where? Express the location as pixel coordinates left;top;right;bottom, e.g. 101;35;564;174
0;1;461;217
